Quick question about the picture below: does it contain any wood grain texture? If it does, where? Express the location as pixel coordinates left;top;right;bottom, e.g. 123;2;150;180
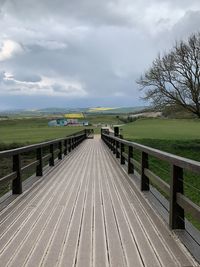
0;136;197;267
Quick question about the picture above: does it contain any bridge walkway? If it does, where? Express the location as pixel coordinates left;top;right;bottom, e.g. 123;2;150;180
0;136;197;266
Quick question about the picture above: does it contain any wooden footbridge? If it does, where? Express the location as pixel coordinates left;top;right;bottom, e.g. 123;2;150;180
0;129;200;266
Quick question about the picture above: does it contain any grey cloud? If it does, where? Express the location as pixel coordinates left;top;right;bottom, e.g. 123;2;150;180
0;0;200;109
52;83;65;92
172;10;200;38
0;71;4;81
3;0;133;27
13;73;42;83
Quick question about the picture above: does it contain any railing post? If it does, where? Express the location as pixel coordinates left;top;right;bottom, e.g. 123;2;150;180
12;154;22;194
74;137;76;148
116;140;120;158
169;165;185;229
69;139;72;152
109;138;111;150
112;139;115;152
110;139;112;151
58;141;62;160
74;136;77;148
64;140;67;155
114;126;119;137
141;152;149;191
49;144;54;166
108;137;110;149
120;143;125;165
36;147;43;176
128;146;134;174
74;137;77;148
113;140;116;154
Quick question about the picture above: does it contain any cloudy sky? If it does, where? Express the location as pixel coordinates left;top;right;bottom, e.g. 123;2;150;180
0;0;200;110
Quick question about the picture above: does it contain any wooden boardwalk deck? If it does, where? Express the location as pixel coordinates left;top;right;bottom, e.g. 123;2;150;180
0;136;197;267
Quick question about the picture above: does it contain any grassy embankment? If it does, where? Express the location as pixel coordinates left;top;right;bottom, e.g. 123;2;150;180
122;118;200;229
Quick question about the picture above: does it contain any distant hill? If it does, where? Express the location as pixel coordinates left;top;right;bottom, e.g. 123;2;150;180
0;106;146;116
86;107;146;114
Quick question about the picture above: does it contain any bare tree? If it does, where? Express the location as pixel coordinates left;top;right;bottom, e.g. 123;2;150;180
137;33;200;117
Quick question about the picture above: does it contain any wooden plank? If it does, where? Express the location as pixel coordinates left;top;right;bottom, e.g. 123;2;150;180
104;149;196;267
36;147;90;267
0;136;197;267
103;147;161;267
0;152;78;234
76;161;93;267
7;147;88;267
55;147;91;266
0;155;81;266
102;147;144;267
99;148;127;267
93;146;109;267
0;143;87;257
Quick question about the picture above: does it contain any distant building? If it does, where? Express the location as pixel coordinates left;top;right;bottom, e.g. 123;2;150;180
48;117;89;127
48;118;68;127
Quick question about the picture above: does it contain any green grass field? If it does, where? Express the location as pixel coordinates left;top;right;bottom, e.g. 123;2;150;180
0;118;86;147
0;115;119;148
121;118;200;140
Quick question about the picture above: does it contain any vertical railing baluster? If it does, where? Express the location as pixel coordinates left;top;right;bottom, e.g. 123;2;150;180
116;140;120;158
141;152;149;191
112;139;114;152
58;141;62;160
12;154;22;194
128;146;134;174
69;139;72;152
36;147;43;176
49;144;54;166
74;137;76;148
120;142;125;165
113;140;116;154
169;165;185;229
64;140;67;156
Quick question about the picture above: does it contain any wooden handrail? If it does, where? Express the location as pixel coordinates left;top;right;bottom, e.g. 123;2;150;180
101;129;200;230
0;128;94;196
102;133;200;173
0;130;91;158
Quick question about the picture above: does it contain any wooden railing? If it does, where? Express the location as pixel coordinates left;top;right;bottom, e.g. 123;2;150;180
0;129;93;196
101;129;200;230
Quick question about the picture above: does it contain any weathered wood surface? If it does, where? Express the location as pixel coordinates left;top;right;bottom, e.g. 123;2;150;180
0;136;197;266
